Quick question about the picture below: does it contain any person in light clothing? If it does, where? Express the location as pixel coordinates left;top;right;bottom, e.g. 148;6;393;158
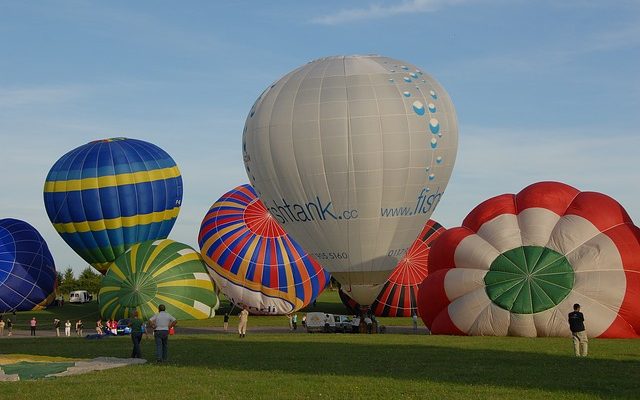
64;320;71;336
568;303;588;357
238;306;249;338
149;304;177;363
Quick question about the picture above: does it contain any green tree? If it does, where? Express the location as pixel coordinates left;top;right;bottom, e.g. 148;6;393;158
57;267;77;295
76;267;102;295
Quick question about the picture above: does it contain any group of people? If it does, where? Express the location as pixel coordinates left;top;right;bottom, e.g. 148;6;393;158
52;318;78;336
95;318;119;335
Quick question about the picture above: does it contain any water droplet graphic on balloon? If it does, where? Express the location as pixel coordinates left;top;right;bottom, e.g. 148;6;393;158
428;103;436;113
403;91;411;97
431;138;438;148
403;77;412;83
436;156;443;164
429;118;440;134
412;101;425;116
430;90;438;99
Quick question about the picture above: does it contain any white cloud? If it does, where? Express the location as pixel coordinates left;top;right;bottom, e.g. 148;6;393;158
311;0;471;25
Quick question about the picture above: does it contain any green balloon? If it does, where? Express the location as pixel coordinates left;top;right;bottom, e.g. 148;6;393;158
99;239;219;320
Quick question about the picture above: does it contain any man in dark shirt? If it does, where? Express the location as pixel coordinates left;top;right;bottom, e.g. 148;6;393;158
568;303;588;357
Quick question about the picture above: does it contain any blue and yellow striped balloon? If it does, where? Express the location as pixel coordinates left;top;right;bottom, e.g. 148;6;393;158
99;239;219;320
43;138;183;274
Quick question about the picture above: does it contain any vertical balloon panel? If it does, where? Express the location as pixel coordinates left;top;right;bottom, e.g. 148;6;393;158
243;55;458;305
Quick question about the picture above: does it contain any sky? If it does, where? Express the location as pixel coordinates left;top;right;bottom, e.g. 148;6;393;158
1;0;638;275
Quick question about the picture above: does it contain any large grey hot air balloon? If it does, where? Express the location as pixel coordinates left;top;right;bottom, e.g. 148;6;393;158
242;55;458;306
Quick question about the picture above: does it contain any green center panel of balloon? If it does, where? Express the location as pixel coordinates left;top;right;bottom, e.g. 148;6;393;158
484;246;574;314
116;274;158;308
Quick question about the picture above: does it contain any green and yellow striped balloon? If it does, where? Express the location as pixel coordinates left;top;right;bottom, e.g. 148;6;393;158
99;239;219;320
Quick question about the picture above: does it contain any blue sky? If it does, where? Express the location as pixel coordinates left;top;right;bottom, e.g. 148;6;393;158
1;0;638;275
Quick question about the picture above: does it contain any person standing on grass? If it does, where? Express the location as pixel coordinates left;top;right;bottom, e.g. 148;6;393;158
238;306;249;338
128;310;144;358
292;314;298;331
149;304;177;363
96;319;103;335
223;312;229;332
6;318;12;336
76;320;83;336
30;317;37;336
364;315;373;334
569;303;588;357
53;318;61;336
412;313;418;332
64;320;71;336
0;317;4;336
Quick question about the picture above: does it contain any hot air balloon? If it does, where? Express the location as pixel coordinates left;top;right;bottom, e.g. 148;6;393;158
0;219;57;312
340;219;445;317
417;181;640;338
198;184;330;315
242;55;458;305
44;138;183;274
99;239;219;320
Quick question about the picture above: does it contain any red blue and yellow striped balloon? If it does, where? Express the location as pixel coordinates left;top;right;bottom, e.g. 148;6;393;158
198;184;330;314
43;138;182;274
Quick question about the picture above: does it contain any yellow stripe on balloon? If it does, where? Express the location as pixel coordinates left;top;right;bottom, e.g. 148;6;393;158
157;279;213;290
155;294;208;319
43;166;181;192
99;286;121;294
99;297;119;315
53;207;180;234
107;263;128;282
143;240;174;273
151;253;201;278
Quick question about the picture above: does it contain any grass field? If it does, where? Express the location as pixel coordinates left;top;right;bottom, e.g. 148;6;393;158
2;291;638;399
1;333;638;399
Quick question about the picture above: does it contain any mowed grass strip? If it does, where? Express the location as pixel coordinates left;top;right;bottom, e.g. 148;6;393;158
0;333;638;399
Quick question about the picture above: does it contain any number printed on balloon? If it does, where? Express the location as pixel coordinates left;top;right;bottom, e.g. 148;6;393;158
242;55;458;305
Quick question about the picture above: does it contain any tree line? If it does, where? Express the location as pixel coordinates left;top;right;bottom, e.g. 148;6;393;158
56;267;102;296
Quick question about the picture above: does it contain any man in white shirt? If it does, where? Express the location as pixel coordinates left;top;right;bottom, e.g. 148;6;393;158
149;304;177;362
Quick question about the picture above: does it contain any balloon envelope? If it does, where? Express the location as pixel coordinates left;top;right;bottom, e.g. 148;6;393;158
242;55;458;305
44;138;183;274
0;219;57;312
198;184;330;314
418;181;640;338
99;239;219;320
340;219;445;316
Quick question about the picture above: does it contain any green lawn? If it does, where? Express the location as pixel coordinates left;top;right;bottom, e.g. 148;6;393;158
0;333;638;399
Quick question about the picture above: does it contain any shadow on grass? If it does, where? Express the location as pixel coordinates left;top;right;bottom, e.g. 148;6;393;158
170;337;638;399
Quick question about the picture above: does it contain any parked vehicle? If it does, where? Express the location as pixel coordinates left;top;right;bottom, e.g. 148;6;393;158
68;290;91;304
116;319;132;335
333;315;352;333
305;312;335;333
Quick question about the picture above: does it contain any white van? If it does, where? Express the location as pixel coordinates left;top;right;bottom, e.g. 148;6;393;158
69;290;91;304
305;312;335;333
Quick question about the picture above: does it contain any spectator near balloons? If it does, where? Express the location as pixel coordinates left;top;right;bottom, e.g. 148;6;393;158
149;304;177;363
6;318;12;336
292;314;298;331
238;306;249;338
0;318;4;336
75;320;83;336
53;318;61;336
569;304;588;357
96;319;103;335
30;317;37;336
64;320;71;337
223;313;229;332
128;310;144;359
